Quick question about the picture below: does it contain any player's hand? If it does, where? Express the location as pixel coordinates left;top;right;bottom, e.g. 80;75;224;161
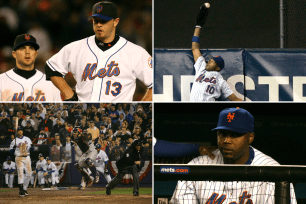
65;90;78;101
33;171;36;174
199;145;217;159
195;3;210;28
134;161;141;165
43;172;48;176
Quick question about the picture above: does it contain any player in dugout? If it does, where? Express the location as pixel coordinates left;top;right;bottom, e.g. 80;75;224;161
154;107;297;203
190;3;242;101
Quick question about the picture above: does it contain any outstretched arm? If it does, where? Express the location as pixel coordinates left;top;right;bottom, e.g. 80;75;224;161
141;88;152;101
191;3;210;62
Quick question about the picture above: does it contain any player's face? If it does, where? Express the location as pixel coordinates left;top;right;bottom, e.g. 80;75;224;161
12;45;38;70
217;130;254;164
205;59;220;71
47;160;51;164
93;17;120;42
39;157;44;161
17;130;23;137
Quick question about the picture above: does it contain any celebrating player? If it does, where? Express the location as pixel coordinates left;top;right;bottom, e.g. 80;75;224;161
0;34;61;101
45;1;153;101
169;107;297;203
3;156;16;188
94;143;111;184
190;4;242;101
43;157;59;188
9;127;32;197
71;130;98;188
106;139;142;196
33;153;47;188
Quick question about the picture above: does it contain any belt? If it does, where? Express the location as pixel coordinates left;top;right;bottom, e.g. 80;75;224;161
18;155;28;157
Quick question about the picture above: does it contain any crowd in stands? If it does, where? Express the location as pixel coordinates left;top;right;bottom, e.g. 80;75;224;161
0;103;153;163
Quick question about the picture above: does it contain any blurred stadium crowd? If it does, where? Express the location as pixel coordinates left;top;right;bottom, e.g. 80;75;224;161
0;0;152;74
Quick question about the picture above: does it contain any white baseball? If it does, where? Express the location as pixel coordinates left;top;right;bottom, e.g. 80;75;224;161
205;3;210;8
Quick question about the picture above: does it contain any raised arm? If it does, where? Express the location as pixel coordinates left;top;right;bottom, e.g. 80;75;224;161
191;3;210;62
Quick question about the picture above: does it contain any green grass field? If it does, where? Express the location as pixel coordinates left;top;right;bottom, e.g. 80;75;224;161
0;189;14;192
87;188;152;195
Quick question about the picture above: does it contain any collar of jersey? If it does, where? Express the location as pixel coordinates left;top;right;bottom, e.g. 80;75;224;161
245;146;254;165
17;136;24;140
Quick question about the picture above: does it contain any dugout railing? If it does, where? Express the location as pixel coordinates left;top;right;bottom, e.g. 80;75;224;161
154;164;306;204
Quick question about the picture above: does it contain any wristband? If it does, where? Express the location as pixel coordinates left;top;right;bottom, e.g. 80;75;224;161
192;36;200;43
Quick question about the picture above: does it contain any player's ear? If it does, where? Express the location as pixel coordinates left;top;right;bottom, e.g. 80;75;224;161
249;132;255;144
12;51;16;59
113;18;120;27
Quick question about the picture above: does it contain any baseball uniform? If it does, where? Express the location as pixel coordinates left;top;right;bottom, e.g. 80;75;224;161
43;160;59;186
170;146;297;204
0;69;61;101
190;56;233;101
3;161;16;188
46;35;153;101
95;149;111;183
34;159;47;186
9;136;32;191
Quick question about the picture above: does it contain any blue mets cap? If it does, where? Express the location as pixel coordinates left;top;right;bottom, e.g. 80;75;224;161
46;157;51;161
88;1;118;21
95;143;101;149
7;156;12;161
212;56;225;70
212;107;254;134
13;34;40;51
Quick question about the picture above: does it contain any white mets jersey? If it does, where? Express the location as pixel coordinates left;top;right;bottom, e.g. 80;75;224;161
44;162;58;174
95;150;109;167
10;136;32;157
0;69;61;101
46;35;153;101
170;147;297;204
190;56;233;101
3;161;16;171
36;159;47;171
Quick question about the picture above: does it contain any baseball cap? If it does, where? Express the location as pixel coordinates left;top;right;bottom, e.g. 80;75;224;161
7;156;12;161
46;157;51;161
212;107;254;133
38;153;44;158
13;34;40;51
212;56;225;70
88;1;118;21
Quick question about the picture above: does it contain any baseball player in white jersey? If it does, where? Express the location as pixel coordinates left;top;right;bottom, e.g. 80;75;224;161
45;1;153;102
9;128;32;197
0;34;61;101
190;3;242;101
94;143;111;183
33;153;47;187
3;156;16;188
43;157;59;187
170;107;297;204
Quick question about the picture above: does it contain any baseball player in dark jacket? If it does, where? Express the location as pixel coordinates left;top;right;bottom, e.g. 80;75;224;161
106;139;141;196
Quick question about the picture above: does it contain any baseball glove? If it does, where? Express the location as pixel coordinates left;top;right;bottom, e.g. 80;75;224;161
65;90;78;101
20;143;28;156
195;4;210;28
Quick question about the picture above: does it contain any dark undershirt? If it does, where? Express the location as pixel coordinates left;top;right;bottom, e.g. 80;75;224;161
13;67;37;79
45;34;120;79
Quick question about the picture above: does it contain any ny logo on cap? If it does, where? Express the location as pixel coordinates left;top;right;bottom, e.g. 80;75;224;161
25;35;30;41
97;5;103;13
227;112;235;122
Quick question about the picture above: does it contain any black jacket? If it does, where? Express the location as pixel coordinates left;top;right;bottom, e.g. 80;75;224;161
116;145;140;169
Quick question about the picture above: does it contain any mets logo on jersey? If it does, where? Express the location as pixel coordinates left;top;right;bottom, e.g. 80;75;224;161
196;74;217;84
97;5;103;13
25;35;30;41
148;57;153;68
227;113;235;122
81;61;120;82
11;91;46;101
206;191;252;204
